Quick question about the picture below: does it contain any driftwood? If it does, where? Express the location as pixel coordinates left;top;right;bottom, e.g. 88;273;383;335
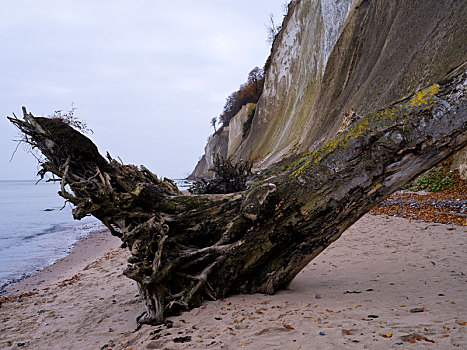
8;67;467;324
189;154;253;194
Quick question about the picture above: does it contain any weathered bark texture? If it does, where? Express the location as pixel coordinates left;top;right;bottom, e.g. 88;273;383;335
8;66;467;323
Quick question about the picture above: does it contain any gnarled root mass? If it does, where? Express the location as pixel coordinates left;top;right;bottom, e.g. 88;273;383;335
8;67;467;324
189;154;253;194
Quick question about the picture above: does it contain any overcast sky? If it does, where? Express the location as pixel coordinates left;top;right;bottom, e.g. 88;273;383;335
0;0;287;180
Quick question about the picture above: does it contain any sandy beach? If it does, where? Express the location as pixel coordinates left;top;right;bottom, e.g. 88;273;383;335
1;214;466;349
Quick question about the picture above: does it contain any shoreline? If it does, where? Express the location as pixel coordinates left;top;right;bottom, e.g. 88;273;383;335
2;228;120;297
1;214;466;349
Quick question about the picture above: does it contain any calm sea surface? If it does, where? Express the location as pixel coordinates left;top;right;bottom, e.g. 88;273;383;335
0;179;191;291
0;180;101;290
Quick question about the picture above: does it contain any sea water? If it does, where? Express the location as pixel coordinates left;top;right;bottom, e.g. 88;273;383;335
0;179;192;291
0;180;101;290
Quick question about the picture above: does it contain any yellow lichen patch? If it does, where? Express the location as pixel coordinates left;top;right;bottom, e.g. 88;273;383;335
291;84;440;182
407;84;439;108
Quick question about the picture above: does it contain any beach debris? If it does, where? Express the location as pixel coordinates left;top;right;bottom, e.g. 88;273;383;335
319;331;326;336
409;308;424;313
16;343;26;347
450;272;464;276
315;294;321;299
343;330;352;335
0;292;38;306
395;342;403;345
283;324;294;330
366;288;373;292
390;308;398;311
173;336;191;343
344;290;361;294
370;190;467;226
99;297;104;300
57;274;80;288
400;333;437;344
380;333;392;338
456;322;467;326
7;342;12;347
100;340;115;349
367;315;379;318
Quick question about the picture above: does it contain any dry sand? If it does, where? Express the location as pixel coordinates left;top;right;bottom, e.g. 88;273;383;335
1;215;466;349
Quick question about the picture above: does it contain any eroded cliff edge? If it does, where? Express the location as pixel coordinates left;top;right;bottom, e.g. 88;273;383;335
191;0;467;178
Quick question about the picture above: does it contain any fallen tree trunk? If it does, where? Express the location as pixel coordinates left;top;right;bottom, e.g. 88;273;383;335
8;66;467;324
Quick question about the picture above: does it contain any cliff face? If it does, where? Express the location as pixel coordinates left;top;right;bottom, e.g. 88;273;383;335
192;0;467;178
190;126;229;178
297;0;466;154
234;0;354;167
190;103;256;178
228;103;255;158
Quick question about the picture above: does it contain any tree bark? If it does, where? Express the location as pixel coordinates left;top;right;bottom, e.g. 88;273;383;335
8;66;467;324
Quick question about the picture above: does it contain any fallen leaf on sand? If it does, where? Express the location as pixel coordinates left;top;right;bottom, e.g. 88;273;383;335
402;334;437;344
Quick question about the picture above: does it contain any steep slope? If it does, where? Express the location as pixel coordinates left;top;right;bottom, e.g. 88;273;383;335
298;0;467;153
190;126;229;178
192;0;467;177
234;0;354;167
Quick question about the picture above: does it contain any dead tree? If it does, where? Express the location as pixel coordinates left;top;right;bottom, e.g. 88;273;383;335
8;67;467;324
189;154;253;194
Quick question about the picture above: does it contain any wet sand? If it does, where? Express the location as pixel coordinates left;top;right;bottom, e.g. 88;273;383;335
1;215;466;349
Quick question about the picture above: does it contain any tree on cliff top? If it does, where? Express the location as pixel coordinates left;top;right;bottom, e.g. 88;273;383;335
219;67;264;126
8;65;467;324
